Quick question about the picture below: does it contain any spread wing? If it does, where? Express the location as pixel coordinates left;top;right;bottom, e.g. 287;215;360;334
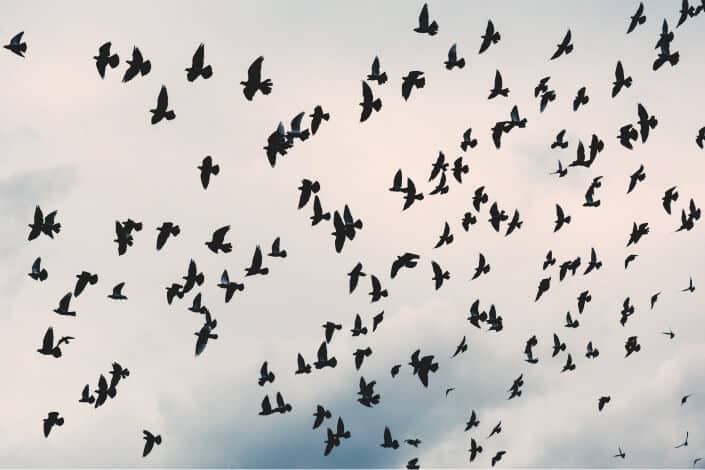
157;86;169;110
247;56;264;82
192;43;205;68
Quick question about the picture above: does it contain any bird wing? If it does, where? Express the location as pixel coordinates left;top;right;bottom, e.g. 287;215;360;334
192;43;205;68
157;85;168;109
247;56;264;82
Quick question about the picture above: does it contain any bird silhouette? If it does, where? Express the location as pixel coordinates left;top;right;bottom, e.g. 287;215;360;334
198;156;220;189
245;246;269;276
353;347;373;371
461;128;478;151
627;2;646;34
444;43;465;70
391;252;420;279
409;349;438;387
28;206;61;241
314;341;337;369
614;446;626;459
150;85;175;124
205;226;232;253
465;410;481;431
492;450;507;467
431;261;450;290
401;71;425;101
94;42;119;78
186;43;213;81
675;431;689;448
348;262;367;294
637;103;658;143
122;46;151;82
369;275;388;302
43;412;64;438
367;56;388;84
612;61;632;97
53;292;76;317
469;438;483;462
312;405;331;429
586;341;600;359
554;204;572;232
360;81;382;122
156;222;180;250
598;395;611;411
550;29;574;60
414;3;438;36
471;253;491;280
264;122;292;167
479;20;501;54
4;31;27;57
310;106;330;135
662;186;679;214
295;353;312;375
488;70;509;99
142;430;162;457
74;271;98;297
258;361;275;386
653;20;679;71
37;327;73;358
108;282;127;300
28;257;48;281
241;56;272;100
286;111;310;143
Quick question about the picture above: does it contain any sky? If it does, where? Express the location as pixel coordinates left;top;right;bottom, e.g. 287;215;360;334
2;0;705;467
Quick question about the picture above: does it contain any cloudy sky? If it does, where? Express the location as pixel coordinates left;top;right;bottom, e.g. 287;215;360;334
2;0;705;467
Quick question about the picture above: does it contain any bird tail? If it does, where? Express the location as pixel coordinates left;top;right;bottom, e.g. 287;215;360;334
461;142;468;151
195;273;204;285
211;165;220;175
372;98;382;112
261;268;269;275
259;79;273;95
222;243;232;253
108;55;119;68
164;111;176;121
39;269;48;281
155;435;162;445
328;357;338;368
201;65;213;79
378;72;388;84
428;21;439;35
141;61;152;76
456;58;466;69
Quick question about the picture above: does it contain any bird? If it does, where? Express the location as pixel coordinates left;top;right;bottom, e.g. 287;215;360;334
675;431;690;449
637;103;658;143
245;246;269;276
471;253;491;280
372;312;384;332
312;405;331;429
444;43;465;70
552;333;566;357
405;439;422;447
309;106;330;135
268;237;287;258
697;126;705;149
155;222;180;250
122;46;151;82
554;204;572;232
74;271;98;297
414;3;438;36
4;31;27;57
401;71;425;101
205;226;232;254
627;2;646;34
381;426;399;449
505;210;522;236
473;186;489;211
551;129;569;150
360;81;382;122
353;347;373;371
479;20;501;54
53;292;76;317
598;395;611;411
650;292;661;309
391;252;420;279
662;186;679;214
693;458;703;467
142;430;162;457
240;56;272;100
369;275;388;302
295;353;312;375
624;254;638;269
310;196;331;226
79;384;95;405
314;342;337;369
488;202;508;232
391;364;401;378
653;20;679;71
181;259;204;294
434;221;453;248
488;421;502;438
28;206;61;241
535;277;551;302
491;451;506;467
367;56;388;84
150;85;175;125
263;122;292;167
406;458;420;470
37;327;73;358
508;374;524;399
94;42;119;78
348;262;367;294
561;353;576;372
584;247;603;274
488;70;509;99
550;29;574;60
298;179;321;209
614;446;626;459
465;410;480;431
469;438;483;462
565;311;579;328
429;151;448;182
186;43;213;81
573;86;589;111
677;0;696;27
682;277;695;293
194;314;218;356
197;156;220;189
586;341;600;359
108;282;127;300
627;164;646;194
451;336;467;358
682;394;693;406
258;361;275;386
43;412;64;438
409;349;439;387
461;128;478;151
286;111;310;143
28;257;48;281
618;123;639;149
431;261;450;290
543;251;556;270
525;335;539;364
612;61;632;97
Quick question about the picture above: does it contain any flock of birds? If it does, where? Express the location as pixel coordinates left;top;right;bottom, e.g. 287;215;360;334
9;0;705;466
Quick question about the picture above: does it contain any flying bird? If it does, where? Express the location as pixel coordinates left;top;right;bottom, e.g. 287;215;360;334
197;156;220;189
627;2;646;34
142;430;162;457
240;56;273;100
186;43;213;81
550;29;574;60
479;20;501;54
4;31;27;57
444;43;465;70
122;46;151;82
150;85;175;125
94;42;119;78
367;56;388;84
360;81;382;122
414;3;438;36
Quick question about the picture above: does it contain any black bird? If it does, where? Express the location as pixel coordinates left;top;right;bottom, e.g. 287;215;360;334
309;106;330;135
653;20;679;71
614;446;626;459
696;127;705;149
662;186;679;214
467;300;488;328
434;222;453;248
469;438;483;462
360;81;382;122
406;458;420;470
165;283;184;305
194;313;218;356
505;210;522;236
620;297;635;326
535;76;551;97
539;90;557;113
405;439;422;447
150;85;175;125
264;122;292;167
637;103;657;143
488;421;502;438
550;29;574;60
612;61;632;97
488;202;508;232
186;43;213;81
491;121;511;149
598;395;611;412
391;252;420;279
584;247;603;274
681;394;693;406
618;123;639;149
372;311;384;332
414;3;438;36
627;2;646;34
310;196;331;226
28;206;61;241
409;349;439;387
323;427;341;456
108;282;127;300
586;341;600;359
94;42;119;78
43;412;64;438
108;362;129;396
389;169;404;192
662;329;675;339
492;451;506;467
353;347;373;371
79;384;95;405
431;261;450;290
460;128;478;151
488;70;509;99
565;311;579;328
624;254;638;269
471;253;490;280
675;431;689;449
286;111;310;143
682;277;695;293
268;237;287;258
367;56;388;85
627;164;646;194
461;211;478;231
452;336;467;358
37;327;73;358
625;336;641;357
627;222;649;246
312;405;331;429
259;396;275;416
122;47;151;82
156;222;180;250
314;341;337;369
561;353;576;372
552;333;566;357
53;292;76;317
429;172;449;196
94;374;115;408
573;86;589;111
465;410;480;431
181;259;204;294
348;262;366;293
452;157;470;183
543;250;556;270
142;430;162;457
479;20;501;54
381;426;399;449
650;292;661;309
298;179;321;209
28;257;48;281
295;353;312;375
240;56;272;101
551;129;569;150
429;151;448;182
554;204;572;232
525;335;539;364
535;277;551;302
258;361;275;386
401;71;425;101
205;226;232;254
4;31;27;57
369;275;388;302
509;105;527;128
197;156;219;189
678;0;696;27
391;364;401;378
245;246;269;276
508;374;524;399
444;43;465;70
